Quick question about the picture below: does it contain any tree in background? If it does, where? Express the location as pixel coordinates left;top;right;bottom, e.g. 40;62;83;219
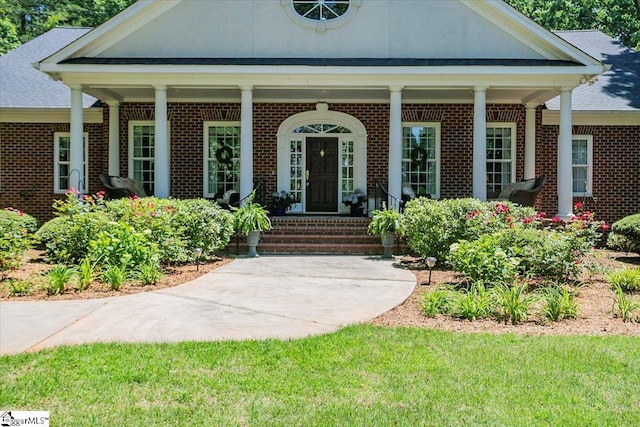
506;0;640;50
0;0;137;54
1;0;639;55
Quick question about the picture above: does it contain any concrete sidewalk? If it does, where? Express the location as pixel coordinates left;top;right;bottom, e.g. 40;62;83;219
0;256;415;355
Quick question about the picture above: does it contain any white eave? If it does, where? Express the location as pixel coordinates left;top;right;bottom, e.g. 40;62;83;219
0;107;103;123
543;109;640;126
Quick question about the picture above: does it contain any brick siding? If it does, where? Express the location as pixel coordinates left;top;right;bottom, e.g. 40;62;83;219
2;103;638;224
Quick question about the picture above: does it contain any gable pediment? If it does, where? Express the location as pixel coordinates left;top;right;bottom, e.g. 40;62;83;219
44;0;598;65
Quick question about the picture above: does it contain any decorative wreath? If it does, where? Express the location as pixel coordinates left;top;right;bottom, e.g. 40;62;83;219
410;146;428;169
215;145;234;169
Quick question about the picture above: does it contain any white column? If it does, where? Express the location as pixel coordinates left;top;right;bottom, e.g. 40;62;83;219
524;103;537;180
388;86;403;209
70;85;84;193
108;102;120;177
473;87;487;200
557;88;573;218
240;86;254;202
154;85;169;198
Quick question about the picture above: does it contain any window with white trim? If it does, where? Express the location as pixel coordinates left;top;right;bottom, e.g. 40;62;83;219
292;0;350;20
204;122;240;198
401;124;440;198
486;124;516;193
54;132;88;193
572;135;593;196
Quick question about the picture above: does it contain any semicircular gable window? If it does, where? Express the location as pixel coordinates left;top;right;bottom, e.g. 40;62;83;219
292;0;350;21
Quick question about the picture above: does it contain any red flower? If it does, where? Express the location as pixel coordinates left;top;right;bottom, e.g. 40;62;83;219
600;222;610;231
535;212;547;219
574;201;583;210
522;217;534;224
552;216;561;223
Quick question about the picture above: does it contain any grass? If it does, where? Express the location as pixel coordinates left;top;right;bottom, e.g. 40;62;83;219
1;325;639;426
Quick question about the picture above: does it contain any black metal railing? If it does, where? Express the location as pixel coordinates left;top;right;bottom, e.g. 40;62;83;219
372;179;402;212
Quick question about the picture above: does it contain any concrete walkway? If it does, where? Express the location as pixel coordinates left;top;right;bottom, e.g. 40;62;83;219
0;256;415;355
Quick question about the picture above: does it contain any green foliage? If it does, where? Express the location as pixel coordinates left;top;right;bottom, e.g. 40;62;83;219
421;288;450;317
88;222;160;270
612;284;640;322
448;282;493;321
135;263;163;286
0;208;38;273
37;196;234;266
0;16;20;54
492;283;537;325
44;264;75;296
540;285;579;322
607;268;640;292
368;206;404;237
0;0;137;48
102;264;127;291
608;213;640;254
233;192;272;235
7;279;33;296
505;0;640;50
35;212;110;264
449;233;520;285
76;257;96;291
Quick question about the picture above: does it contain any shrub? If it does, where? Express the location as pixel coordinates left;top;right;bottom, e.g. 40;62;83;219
135;263;163;286
608;213;640;254
8;279;33;296
492;283;536;325
607;268;640;293
612;284;639;322
102;264;127;291
404;198;536;262
88;222;161;270
421;288;450;317
44;265;75;296
0;208;38;272
447;282;493;321
540;285;578;322
76;257;97;291
449;233;519;285
35;212;110;264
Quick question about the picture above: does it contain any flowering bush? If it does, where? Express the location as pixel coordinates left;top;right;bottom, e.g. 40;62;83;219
448;203;607;283
0;208;38;273
36;194;234;266
342;189;366;208
271;191;297;211
404;198;536;262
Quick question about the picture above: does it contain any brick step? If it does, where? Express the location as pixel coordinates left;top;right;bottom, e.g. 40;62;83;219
264;227;372;236
228;240;409;255
260;234;381;244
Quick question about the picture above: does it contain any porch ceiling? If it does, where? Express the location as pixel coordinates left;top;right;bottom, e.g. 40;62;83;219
83;86;558;105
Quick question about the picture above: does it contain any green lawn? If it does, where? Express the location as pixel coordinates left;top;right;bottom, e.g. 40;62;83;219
1;325;639;426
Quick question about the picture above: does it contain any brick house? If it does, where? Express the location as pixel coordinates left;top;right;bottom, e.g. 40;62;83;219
0;0;638;224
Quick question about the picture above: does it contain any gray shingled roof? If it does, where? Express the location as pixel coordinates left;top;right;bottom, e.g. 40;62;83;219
0;27;97;108
547;30;640;111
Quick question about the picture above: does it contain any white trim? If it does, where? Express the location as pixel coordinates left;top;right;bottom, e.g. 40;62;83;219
0;108;103;123
543;110;640;126
572;135;593;197
486;122;517;190
202;121;241;199
401;122;441;200
277;108;367;213
53;132;88;194
281;0;361;32
127;120;170;195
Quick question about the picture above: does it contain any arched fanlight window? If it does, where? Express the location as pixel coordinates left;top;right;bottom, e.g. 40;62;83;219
292;123;352;134
292;0;350;21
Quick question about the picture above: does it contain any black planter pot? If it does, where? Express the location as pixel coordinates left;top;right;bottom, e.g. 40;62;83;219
349;205;365;217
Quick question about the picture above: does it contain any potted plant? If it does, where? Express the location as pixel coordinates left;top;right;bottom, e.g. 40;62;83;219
342;189;367;217
368;205;405;259
233;192;272;257
271;190;297;216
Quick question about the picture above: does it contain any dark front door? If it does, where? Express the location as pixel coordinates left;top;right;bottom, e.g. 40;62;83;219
306;137;338;212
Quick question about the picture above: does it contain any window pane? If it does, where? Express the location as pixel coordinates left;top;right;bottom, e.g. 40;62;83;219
402;126;437;197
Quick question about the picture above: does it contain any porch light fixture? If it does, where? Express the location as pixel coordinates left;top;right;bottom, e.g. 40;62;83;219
193;248;203;271
425;257;437;286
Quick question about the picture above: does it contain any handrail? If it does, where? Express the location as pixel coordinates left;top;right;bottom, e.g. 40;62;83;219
374;179;402;212
238;179;266;206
